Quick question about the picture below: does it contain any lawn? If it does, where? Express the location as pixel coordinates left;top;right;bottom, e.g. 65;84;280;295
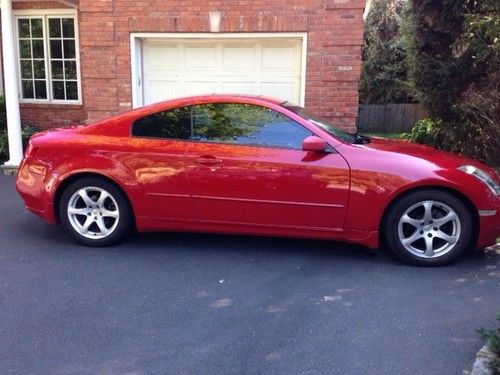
362;132;405;139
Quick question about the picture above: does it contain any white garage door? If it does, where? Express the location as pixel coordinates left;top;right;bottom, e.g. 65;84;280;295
141;38;303;105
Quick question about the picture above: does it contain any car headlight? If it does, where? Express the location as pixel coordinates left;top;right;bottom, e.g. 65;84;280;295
458;165;500;195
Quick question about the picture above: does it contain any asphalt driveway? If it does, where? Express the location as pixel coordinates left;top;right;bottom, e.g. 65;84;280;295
0;173;498;374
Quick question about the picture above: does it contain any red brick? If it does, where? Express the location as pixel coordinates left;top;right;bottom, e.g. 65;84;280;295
15;0;365;131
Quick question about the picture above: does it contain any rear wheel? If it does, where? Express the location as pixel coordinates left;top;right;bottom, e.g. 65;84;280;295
384;190;473;266
59;177;132;246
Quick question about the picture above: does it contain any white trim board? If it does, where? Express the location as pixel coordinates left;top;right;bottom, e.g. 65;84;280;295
130;32;308;108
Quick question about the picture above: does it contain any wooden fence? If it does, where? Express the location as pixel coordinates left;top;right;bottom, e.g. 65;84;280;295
357;103;428;133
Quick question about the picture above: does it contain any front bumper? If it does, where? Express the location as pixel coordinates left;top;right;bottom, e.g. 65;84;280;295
476;208;500;249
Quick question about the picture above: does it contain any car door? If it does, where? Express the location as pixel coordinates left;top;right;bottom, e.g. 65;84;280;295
124;106;193;221
185;103;350;229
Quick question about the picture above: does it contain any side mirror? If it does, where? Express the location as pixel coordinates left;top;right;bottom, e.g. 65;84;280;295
302;135;327;152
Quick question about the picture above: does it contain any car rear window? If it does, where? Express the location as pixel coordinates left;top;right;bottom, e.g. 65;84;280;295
131;106;191;140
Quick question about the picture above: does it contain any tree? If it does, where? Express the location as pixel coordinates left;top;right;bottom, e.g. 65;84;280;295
359;0;415;104
405;0;470;120
406;0;499;165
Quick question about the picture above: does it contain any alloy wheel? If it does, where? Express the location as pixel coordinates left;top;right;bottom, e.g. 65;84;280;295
397;200;461;259
66;186;120;239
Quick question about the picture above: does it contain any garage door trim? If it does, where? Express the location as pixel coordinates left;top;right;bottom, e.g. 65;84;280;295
130;32;308;108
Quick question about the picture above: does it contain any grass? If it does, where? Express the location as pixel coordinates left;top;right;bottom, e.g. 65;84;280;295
362;132;405;139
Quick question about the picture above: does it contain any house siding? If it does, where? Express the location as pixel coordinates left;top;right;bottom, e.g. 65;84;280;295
12;0;364;132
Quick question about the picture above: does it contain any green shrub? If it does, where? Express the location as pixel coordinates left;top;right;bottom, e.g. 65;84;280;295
0;96;6;132
404;112;499;167
0;131;7;161
403;118;443;146
0;96;39;162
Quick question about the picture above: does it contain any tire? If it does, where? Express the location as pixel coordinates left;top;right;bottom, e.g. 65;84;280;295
383;190;473;266
59;177;132;246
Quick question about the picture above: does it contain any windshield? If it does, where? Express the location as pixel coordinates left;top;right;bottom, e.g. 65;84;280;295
283;103;357;143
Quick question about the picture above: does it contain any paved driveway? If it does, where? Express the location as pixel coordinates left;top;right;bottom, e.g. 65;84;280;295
0;173;498;374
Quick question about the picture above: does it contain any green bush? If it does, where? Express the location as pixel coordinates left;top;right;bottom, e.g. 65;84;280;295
403;118;443;146
404;111;499;167
0;96;39;162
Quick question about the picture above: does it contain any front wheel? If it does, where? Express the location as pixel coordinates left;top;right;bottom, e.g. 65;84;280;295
59;177;132;246
384;190;473;266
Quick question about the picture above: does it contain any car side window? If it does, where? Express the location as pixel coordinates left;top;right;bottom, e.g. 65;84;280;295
131;106;191;140
191;103;312;149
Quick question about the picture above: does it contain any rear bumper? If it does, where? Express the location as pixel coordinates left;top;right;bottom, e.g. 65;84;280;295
16;161;56;224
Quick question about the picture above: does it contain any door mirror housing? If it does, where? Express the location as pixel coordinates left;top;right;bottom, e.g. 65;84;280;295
302;136;327;152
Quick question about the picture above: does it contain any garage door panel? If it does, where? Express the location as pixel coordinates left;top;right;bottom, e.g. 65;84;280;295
261;46;297;70
141;38;302;104
144;45;180;69
145;80;181;104
222;46;256;70
261;82;297;103
184;81;219;96
185;46;217;69
221;81;257;94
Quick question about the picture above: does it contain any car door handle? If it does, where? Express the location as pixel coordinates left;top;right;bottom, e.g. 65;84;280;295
196;156;223;166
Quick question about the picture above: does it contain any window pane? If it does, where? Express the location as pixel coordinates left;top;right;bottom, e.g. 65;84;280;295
19;40;31;59
51;61;63;79
66;81;78;100
192;104;310;149
62;18;75;38
18;19;30;38
49;18;61;38
64;61;77;80
31;19;43;38
33;60;45;79
132;107;192;140
22;80;34;99
50;40;62;58
52;81;65;100
63;40;75;59
32;40;44;59
35;81;47;99
21;60;33;79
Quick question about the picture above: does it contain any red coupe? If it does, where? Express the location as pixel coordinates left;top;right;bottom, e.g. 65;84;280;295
16;95;499;265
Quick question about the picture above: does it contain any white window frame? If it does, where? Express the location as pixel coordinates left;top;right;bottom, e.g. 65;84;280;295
129;32;308;109
13;9;82;105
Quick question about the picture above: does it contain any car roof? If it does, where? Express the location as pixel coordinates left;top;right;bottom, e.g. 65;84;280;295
170;93;285;105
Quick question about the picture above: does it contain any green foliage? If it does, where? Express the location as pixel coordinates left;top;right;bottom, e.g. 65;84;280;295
0;96;6;133
0;96;39;162
454;0;500;88
405;110;499;165
359;0;416;104
0;131;7;161
401;0;500;166
405;0;469;120
476;314;500;372
403;118;443;145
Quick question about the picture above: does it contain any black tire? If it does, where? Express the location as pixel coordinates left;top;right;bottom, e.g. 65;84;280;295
383;190;473;266
59;177;132;246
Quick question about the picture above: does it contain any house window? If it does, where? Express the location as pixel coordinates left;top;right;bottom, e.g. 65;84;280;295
16;15;80;103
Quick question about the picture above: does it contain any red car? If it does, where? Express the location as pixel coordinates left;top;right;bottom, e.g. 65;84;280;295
16;95;500;265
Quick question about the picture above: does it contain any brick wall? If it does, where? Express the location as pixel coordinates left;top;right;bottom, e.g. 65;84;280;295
13;0;365;132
